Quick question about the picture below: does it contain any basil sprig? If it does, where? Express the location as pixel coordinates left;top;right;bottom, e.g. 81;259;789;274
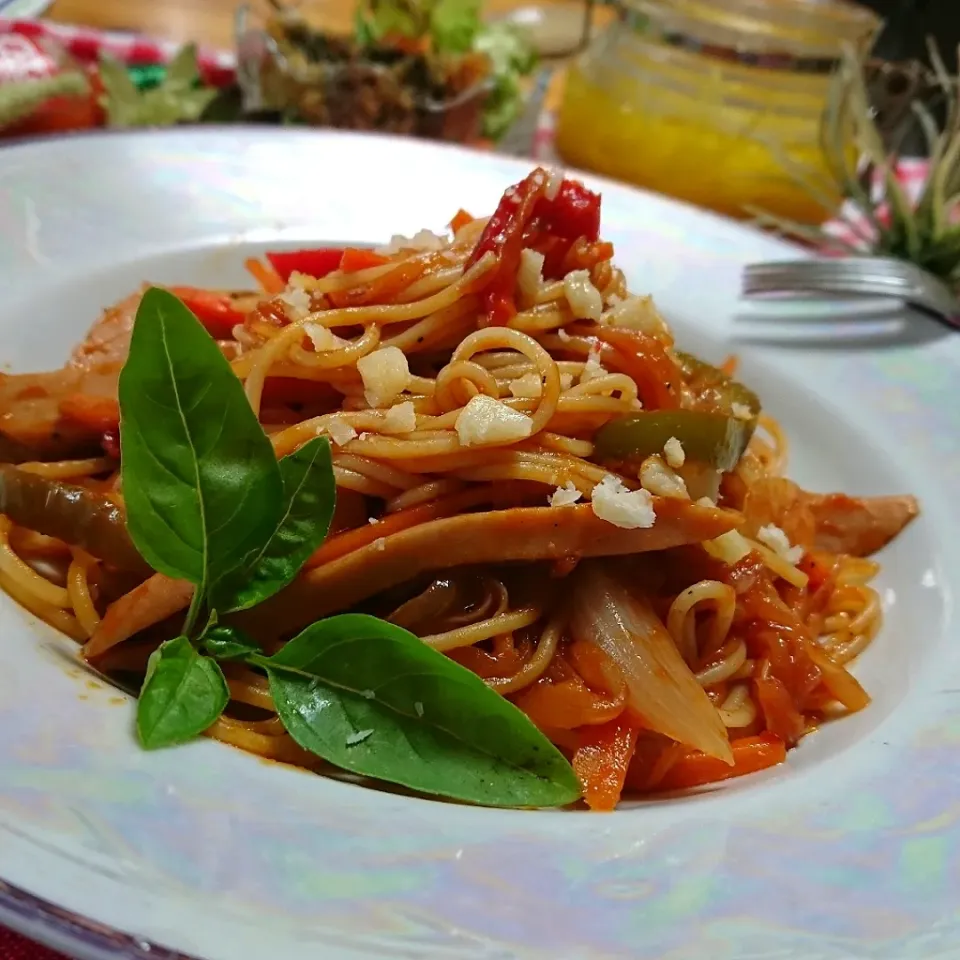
118;288;580;808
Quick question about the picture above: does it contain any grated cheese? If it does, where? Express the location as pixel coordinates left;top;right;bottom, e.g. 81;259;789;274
731;402;753;421
376;229;446;255
563;269;603;321
381;400;417;434
580;345;606;383
305;323;349;352
517;248;545;304
560;373;574;390
550;482;582;507
557;328;573;343
639;455;688;499
509;372;543;399
345;729;374;746
545;168;564;200
591;475;657;529
278;284;312;321
663;436;685;469
601;294;669;337
356;346;410;408
326;417;357;447
455;394;534;447
757;524;803;565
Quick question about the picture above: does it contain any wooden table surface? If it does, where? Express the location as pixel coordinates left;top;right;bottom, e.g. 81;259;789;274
45;0;588;51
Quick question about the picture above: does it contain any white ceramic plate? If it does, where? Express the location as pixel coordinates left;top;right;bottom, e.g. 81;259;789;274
0;129;958;960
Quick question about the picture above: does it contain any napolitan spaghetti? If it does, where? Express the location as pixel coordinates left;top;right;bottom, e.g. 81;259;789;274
0;167;918;810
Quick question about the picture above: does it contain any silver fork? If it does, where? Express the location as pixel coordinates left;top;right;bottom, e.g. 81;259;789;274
742;257;960;331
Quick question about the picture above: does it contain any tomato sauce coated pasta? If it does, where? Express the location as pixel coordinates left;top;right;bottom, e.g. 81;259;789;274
0;169;919;809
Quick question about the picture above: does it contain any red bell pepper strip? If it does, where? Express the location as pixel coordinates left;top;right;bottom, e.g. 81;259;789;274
466;168;549;326
169;287;247;340
265;248;344;283
533;179;602;243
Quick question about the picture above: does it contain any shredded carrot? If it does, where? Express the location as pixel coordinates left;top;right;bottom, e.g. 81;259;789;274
513;677;625;731
593;327;682;410
561;239;615;274
572;716;642;811
568;639;624;696
450;638;526;680
754;672;807;745
340;248;390;273
798;551;836;593
657;732;786;792
450;209;475;233
245;257;285;295
304;483;533;569
720;354;739;376
327;256;432;309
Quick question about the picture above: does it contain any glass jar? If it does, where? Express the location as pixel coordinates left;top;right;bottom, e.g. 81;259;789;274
555;0;881;223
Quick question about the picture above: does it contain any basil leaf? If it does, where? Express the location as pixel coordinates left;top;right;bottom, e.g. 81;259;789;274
212;437;335;613
202;624;261;661
262;614;581;808
137;636;228;749
119;288;283;591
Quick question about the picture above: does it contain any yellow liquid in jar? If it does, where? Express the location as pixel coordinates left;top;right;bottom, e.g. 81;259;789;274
556;53;845;224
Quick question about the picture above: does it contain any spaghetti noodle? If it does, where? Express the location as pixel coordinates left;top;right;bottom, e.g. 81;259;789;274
0;167;919;809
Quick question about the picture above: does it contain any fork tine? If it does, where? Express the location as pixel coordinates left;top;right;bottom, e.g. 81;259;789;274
743;275;914;298
744;260;915;284
741;257;960;330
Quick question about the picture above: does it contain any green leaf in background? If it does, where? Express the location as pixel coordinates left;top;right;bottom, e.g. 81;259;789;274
118;287;283;594
474;22;536;77
99;45;217;128
136;636;228;749
201;624;262;662
212;436;336;613
262;614;582;807
430;0;482;54
482;72;524;141
164;43;205;91
357;0;424;44
473;23;536;140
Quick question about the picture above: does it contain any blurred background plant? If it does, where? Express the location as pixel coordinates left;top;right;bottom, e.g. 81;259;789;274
753;40;960;291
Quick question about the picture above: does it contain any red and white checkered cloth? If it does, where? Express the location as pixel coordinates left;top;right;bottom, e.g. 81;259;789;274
822;158;929;250
0;17;236;86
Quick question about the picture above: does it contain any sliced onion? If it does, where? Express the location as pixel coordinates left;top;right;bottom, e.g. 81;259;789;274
569;561;733;763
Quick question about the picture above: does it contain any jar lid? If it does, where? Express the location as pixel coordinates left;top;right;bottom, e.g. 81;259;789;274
626;0;881;62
